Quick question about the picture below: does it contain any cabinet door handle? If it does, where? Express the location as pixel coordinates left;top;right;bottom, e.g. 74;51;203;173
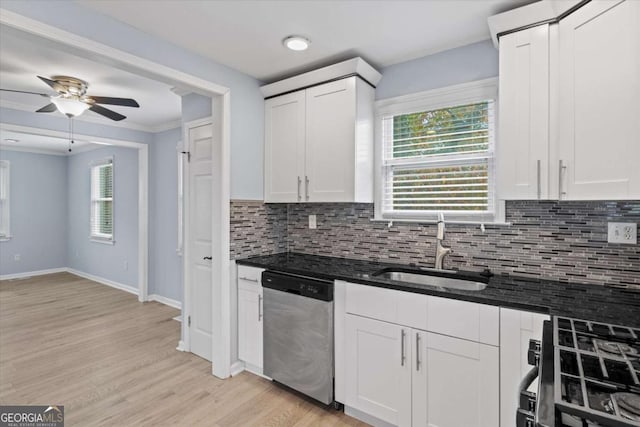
536;160;541;200
239;277;258;283
558;160;567;200
258;294;262;321
305;176;310;201
416;333;421;371
297;176;302;201
400;329;406;366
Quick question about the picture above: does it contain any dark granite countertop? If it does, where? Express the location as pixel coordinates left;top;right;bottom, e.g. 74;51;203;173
237;252;640;328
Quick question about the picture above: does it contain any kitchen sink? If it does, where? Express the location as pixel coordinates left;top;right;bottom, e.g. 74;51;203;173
372;267;490;291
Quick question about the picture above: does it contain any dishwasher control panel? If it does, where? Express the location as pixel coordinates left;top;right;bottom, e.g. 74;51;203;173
262;271;333;301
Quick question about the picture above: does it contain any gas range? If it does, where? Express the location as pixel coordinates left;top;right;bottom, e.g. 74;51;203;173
518;316;640;427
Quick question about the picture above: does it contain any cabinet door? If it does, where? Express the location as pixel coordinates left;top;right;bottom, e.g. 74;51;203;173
264;91;306;202
498;24;550;200
305;77;356;202
345;314;411;427
238;284;263;370
558;0;640;199
412;331;499;427
499;308;548;427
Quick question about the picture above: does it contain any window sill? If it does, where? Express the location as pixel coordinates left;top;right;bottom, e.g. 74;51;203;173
370;217;511;227
0;235;12;242
90;237;115;245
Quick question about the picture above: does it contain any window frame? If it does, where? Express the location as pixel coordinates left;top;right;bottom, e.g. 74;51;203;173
374;78;504;224
89;157;115;244
0;160;10;240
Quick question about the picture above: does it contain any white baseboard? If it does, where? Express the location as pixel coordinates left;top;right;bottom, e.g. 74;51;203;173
148;293;182;310
230;361;245;377
67;268;138;296
176;340;187;352
0;267;68;281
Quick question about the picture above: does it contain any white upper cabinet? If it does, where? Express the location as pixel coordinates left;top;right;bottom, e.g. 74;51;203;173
496;0;640;200
264;76;374;203
264;91;306;203
557;0;640;200
498;24;550;200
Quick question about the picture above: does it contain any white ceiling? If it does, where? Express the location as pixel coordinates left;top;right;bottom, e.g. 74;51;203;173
0;25;182;132
0;129;104;156
79;0;537;82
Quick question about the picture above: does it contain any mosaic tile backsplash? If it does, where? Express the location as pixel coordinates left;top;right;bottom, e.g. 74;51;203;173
230;201;287;259
231;200;640;288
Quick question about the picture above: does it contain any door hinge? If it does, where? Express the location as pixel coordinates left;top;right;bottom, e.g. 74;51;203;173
181;151;191;162
188;316;191;327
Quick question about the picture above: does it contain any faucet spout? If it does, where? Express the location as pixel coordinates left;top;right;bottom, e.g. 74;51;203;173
434;213;452;270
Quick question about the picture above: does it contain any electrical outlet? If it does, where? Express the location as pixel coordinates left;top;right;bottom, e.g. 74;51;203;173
14;254;20;261
607;222;637;244
308;214;317;229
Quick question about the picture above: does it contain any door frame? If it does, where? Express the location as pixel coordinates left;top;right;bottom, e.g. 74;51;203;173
1;9;232;378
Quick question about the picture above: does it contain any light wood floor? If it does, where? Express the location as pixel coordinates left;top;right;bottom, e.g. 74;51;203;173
0;272;367;427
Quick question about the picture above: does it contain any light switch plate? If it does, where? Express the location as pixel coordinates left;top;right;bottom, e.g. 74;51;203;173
308;214;317;229
607;222;637;244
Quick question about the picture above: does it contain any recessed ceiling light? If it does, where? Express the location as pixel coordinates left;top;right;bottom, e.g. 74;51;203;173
283;36;310;51
4;139;19;143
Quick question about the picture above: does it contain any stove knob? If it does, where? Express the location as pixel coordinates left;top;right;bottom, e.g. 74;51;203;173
527;339;541;366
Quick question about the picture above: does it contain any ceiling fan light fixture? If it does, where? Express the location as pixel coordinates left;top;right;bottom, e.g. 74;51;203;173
283;36;310;51
51;97;90;117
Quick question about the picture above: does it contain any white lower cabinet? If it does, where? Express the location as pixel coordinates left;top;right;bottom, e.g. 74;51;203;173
345;314;498;427
237;266;264;373
412;331;499;427
345;314;412;426
499;308;549;427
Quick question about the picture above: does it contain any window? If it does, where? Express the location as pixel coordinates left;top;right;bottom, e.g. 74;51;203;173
375;79;501;223
0;160;9;239
90;158;114;242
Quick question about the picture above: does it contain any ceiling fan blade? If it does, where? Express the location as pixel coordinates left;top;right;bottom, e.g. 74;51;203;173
35;103;58;113
37;75;64;92
89;104;126;121
0;88;50;97
89;96;140;108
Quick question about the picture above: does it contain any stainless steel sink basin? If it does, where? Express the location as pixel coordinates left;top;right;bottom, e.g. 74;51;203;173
372;268;489;291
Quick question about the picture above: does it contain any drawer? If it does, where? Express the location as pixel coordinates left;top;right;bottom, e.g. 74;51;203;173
345;283;428;330
426;296;499;346
237;265;264;288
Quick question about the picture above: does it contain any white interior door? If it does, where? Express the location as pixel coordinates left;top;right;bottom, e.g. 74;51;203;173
188;122;214;361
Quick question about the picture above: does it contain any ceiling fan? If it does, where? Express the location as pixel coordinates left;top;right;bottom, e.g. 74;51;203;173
0;75;140;121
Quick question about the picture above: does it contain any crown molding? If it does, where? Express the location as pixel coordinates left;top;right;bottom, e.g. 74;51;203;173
0;99;180;134
0;142;100;156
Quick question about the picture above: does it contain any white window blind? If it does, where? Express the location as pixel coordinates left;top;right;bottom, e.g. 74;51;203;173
376;80;499;223
0;160;10;238
90;158;114;242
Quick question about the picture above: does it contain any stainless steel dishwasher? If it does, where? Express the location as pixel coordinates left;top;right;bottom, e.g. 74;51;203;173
262;271;334;405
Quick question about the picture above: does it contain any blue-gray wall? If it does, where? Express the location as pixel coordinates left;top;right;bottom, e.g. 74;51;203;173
1;0;264;200
0;150;68;275
182;93;213;123
67;146;139;288
375;40;498;100
149;127;182;301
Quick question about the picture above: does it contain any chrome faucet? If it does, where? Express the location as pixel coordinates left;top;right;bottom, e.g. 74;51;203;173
434;212;452;270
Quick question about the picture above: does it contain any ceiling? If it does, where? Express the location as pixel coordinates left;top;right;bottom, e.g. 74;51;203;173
79;0;537;82
0;129;103;155
0;25;182;132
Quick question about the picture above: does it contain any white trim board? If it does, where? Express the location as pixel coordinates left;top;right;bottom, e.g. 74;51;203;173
0;267;68;281
148;294;182;310
67;268;138;295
